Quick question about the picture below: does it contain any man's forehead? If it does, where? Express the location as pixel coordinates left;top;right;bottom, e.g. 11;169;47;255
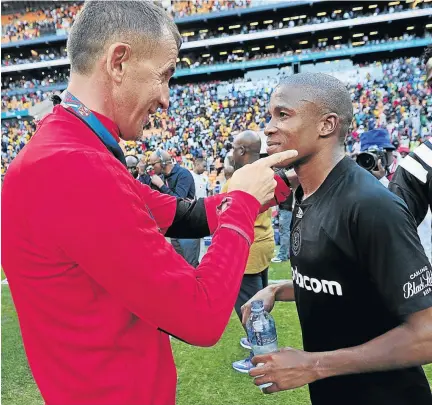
155;34;178;66
270;85;312;109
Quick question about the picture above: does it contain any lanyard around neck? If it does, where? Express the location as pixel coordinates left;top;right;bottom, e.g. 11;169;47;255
61;92;126;167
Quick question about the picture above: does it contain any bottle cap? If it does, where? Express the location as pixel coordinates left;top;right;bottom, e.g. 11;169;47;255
251;300;264;312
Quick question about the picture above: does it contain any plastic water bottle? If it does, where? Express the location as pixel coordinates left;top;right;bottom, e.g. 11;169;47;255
246;300;278;389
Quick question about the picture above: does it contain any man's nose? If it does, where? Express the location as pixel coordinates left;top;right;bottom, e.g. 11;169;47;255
159;84;170;111
264;123;277;136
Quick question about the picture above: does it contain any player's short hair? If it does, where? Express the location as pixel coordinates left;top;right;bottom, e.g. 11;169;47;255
278;73;353;140
67;0;181;75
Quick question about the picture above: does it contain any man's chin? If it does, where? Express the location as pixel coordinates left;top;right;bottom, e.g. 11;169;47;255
267;145;298;168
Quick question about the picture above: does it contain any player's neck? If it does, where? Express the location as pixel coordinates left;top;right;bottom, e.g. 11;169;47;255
67;73;114;121
295;148;345;200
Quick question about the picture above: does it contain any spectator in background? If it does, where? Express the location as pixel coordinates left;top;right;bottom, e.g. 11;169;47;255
222;130;274;373
136;161;161;190
361;129;397;187
189;157;210;266
125;155;139;179
224;165;234;182
271;191;294;264
148;149;199;267
191;158;209;199
213;180;221;194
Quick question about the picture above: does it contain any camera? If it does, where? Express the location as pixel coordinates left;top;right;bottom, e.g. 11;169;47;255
146;165;155;176
356;147;389;171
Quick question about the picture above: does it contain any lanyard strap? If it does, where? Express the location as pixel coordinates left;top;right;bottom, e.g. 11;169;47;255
61;92;126;167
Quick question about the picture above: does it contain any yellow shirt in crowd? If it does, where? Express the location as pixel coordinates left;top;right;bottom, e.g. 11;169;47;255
222;180;275;274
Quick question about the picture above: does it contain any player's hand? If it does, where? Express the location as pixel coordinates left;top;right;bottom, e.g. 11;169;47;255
151;175;164;188
228;150;298;205
241;286;277;327
249;347;321;394
372;159;386;180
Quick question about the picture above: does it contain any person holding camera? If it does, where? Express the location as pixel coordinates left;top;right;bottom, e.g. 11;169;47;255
358;129;431;261
356;128;397;187
148;149;201;267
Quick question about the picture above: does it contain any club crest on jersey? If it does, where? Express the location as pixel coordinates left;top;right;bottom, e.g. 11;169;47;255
291;226;302;256
296;207;304;219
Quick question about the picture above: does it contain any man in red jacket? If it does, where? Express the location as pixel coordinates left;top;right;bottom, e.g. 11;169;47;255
1;2;296;405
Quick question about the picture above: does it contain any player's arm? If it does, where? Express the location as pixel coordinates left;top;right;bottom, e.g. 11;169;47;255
389;144;432;226
50;150;297;347
139;171;292;238
304;306;432;379
249;193;432;393
48;151;260;347
240;281;295;326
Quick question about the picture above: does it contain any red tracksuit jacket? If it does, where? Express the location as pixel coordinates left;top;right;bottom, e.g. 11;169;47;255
2;105;289;405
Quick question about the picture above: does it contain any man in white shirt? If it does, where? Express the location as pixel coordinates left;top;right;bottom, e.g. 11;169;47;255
189;158;209;264
191;158;209;199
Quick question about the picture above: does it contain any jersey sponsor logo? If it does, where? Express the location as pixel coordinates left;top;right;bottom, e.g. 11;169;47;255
291;226;302;256
296;207;304;219
403;266;432;299
292;266;343;296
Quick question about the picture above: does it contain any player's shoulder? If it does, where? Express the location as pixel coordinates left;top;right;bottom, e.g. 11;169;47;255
341;161;407;216
397;141;432;184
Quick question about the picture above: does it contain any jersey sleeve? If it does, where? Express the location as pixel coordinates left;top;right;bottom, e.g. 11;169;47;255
46;151;260;347
389;141;432;226
353;189;432;319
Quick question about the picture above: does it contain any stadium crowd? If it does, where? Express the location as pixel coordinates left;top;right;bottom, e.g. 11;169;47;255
2;56;431;184
178;32;428;69
179;2;423;42
2;69;69;93
2;46;67;66
1;0;251;43
2;1;429;44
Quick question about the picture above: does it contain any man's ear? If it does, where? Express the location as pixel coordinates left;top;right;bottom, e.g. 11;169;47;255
318;113;339;138
106;42;132;83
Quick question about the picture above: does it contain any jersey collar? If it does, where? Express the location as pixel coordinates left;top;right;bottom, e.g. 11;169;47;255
295;157;355;206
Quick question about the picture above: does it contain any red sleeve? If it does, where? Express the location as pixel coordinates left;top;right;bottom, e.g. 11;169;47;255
137;173;291;236
49;152;259;346
201;174;291;234
135;182;178;230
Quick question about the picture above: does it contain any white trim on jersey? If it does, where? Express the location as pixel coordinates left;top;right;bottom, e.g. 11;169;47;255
413;143;432;170
399;155;428;184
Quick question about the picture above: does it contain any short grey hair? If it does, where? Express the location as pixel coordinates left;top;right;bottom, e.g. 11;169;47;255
67;0;181;75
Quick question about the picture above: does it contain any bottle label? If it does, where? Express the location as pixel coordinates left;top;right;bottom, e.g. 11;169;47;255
254;331;277;346
252;320;276;346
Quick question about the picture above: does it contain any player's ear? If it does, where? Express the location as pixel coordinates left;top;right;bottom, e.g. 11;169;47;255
318;113;339;138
